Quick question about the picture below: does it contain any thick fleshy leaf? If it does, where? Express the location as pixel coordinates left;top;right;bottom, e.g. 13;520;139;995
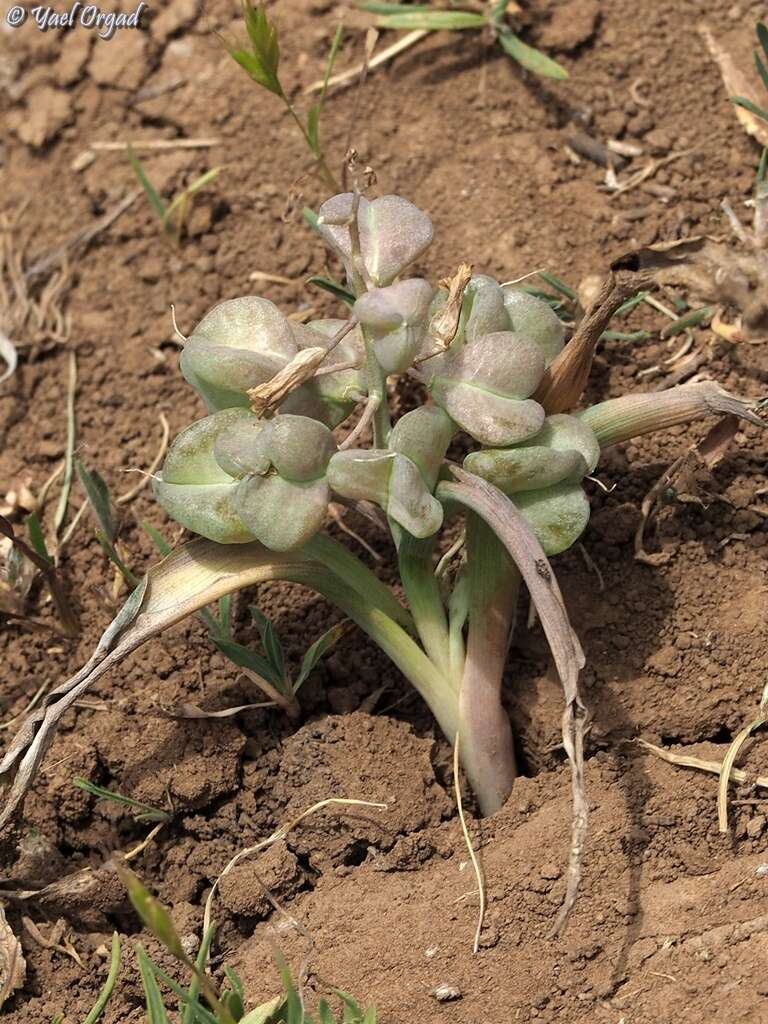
387;454;443;537
436;467;587;936
501;287;566;366
317;193;434;287
214;414;337;482
234;475;330;550
292;319;364;424
436;331;546;398
0;538;416;829
519;413;600;473
459;275;510;344
513;482;590;555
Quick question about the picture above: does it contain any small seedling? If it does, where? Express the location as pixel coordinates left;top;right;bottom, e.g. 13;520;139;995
226;3;344;192
127;144;222;246
119;864;376;1024
361;1;568;80
73;777;172;823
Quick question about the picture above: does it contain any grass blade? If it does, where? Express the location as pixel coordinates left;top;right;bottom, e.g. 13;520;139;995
25;512;52;564
294;620;351;691
250;606;286;680
75;459;116;543
498;30;568;79
73;776;171;822
375;10;486;30
53;351;77;540
83;932;121;1024
137;946;172;1024
306;275;356;306
127;144;167;221
732;95;768;122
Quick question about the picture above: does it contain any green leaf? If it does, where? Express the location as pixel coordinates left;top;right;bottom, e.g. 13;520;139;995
25;511;51;564
306;275;356;306
212;635;285;688
76;461;137;585
250;606;286;680
732;95;768;122
127;144;167;221
235;1;283;96
361;2;436;12
75;459;116;543
614;290;648;317
181;925;215;1024
758;21;768;64
83;932;121;1024
142;521;173;556
164;167;222;227
375;10;486;30
294;620;350;691
498;30;569;79
302;206;321;233
336;989;365;1022
218;593;233;638
145;958;218;1024
361;1007;377;1024
222;967;245;1019
240;996;285;1024
308;20;344;156
73;776;171;823
137;946;172;1024
318;1002;335;1024
536;271;576;301
307;105;321;157
755;48;768;93
660;305;715;339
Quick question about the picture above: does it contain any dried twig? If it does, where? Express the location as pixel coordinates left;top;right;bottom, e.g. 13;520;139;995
305;29;428;94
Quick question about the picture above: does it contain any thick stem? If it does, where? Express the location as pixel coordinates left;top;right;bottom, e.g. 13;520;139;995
458;514;520;815
396;531;453;681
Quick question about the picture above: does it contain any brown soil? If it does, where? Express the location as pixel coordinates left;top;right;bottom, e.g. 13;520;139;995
1;0;767;1021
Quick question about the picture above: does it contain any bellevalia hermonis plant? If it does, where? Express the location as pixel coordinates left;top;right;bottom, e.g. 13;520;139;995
152;190;762;817
1;193;763;929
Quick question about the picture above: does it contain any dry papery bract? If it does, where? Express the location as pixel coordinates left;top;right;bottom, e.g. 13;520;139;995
1;188;764;944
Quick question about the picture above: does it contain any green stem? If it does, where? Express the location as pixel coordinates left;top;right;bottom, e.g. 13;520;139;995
283;99;339;194
306;566;459;741
458;513;520;815
303;533;412;630
362;330;391;447
395;530;453;682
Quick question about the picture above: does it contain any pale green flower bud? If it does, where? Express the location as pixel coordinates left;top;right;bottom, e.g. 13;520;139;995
155;411;336;551
180;298;359;428
388;404;455;490
317;193;434;288
153;409;257;544
353;279;435;374
501;287;566;366
513;483;590;556
426;331;546;446
327;449;443;538
464;414;600;554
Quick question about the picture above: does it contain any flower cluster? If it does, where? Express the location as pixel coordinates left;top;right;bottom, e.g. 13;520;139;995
155;192;601;555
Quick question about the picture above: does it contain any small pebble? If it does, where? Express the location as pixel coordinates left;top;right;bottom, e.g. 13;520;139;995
432;983;462;1003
